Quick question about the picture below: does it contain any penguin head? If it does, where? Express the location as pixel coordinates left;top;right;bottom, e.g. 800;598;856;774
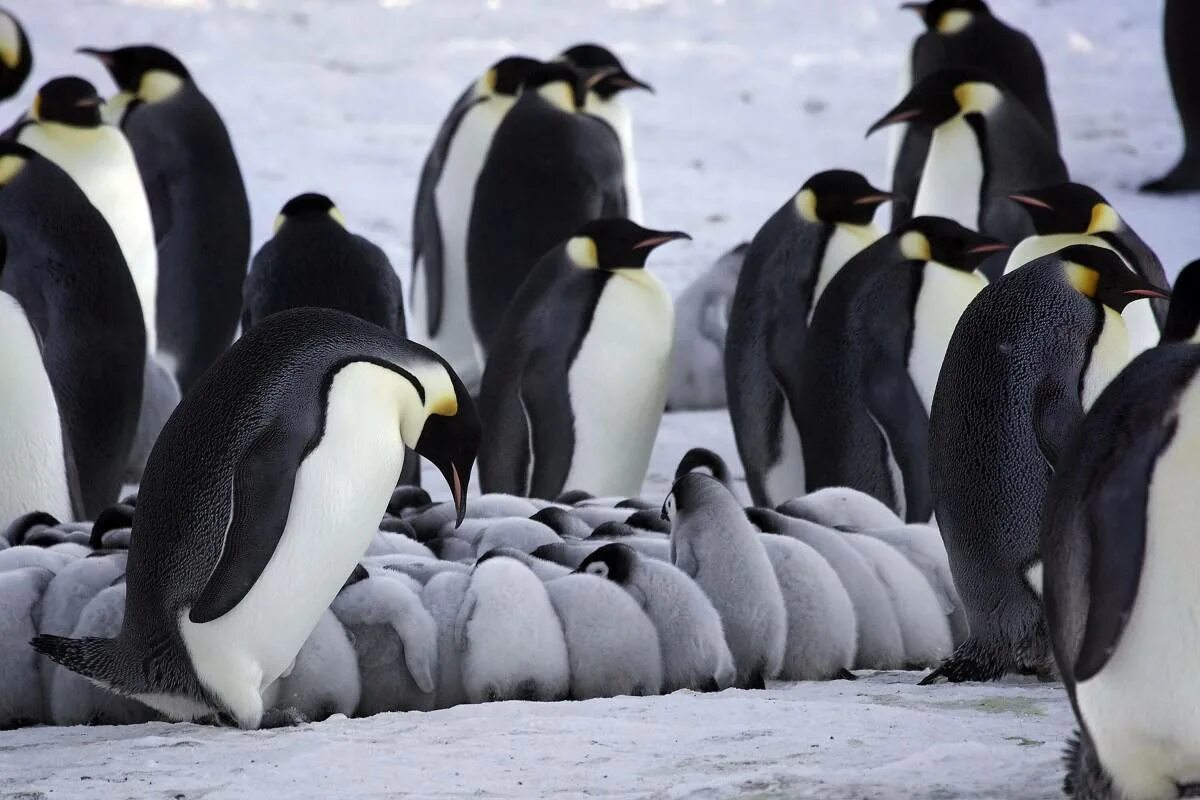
558;43;653;98
662;471;732;525
0;9;32;101
523;62;595;112
409;361;481;527
482;55;542;98
867;67;1001;135
1008;183;1124;237
30;77;104;128
565;218;690;271
794;170;892;226
273;192;347;234
78;45;190;103
1163;261;1200;344
897;216;1009;272
1057;244;1170;313
576;542;637;583
901;0;989;34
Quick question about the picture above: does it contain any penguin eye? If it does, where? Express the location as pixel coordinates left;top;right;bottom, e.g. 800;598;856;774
586;562;608;578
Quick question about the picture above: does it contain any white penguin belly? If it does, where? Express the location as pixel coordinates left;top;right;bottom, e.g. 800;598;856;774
179;362;410;728
809;223;881;320
18;124;159;352
564;271;673;497
913;119;983;230
764;410;806;506
1075;375;1200;799
908;262;988;413
1081;306;1131;411
428;98;512;377
0;294;73;523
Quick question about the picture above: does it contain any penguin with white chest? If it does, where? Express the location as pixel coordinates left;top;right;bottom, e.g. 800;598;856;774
478;218;685;499
1043;284;1200;800
0;7;31;103
726;170;890;507
80;45;251;394
926;245;1169;684
411;55;542;389
32;308;480;729
799;217;1004;522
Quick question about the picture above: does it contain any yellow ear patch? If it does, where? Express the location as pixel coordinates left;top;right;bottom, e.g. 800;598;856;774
953;81;1001;115
900;231;932;261
793;188;818;223
0;14;21;69
429;391;458;417
567;236;599;268
537;81;576;113
273;213;286;235
1066;262;1099;298
29;94;41;122
1087;203;1120;235
138;70;185;103
0;153;26;185
328;206;348;228
484;67;498;94
936;9;974;34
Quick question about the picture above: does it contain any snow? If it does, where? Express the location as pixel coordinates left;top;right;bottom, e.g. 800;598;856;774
0;0;1187;796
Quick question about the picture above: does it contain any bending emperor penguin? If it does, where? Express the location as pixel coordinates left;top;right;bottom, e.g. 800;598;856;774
478;218;685;499
890;0;1056;228
726;170;890;506
411;55;541;390
800;217;1004;522
925;245;1169;683
868;68;1066;245
32;308;480;729
0;7;31;103
80;45;251;393
558;43;653;223
1142;0;1200;193
1007;183;1169;354
1043;278;1200;800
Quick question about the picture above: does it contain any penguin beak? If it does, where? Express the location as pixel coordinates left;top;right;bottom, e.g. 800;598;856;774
1124;286;1170;300
449;463;467;527
584;66;620;91
1008;193;1054;210
866;106;925;137
610;70;654;93
899;1;928;17
632;230;691;251
852;192;893;207
77;47;115;67
966;242;1011;255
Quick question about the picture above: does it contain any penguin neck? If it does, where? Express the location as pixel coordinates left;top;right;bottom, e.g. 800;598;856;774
907;260;988;412
914;116;985;230
584;93;632;143
1081;305;1132;411
809;222;881;319
1006;233;1117;275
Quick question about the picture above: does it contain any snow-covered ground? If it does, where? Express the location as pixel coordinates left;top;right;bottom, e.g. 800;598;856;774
2;0;1190;796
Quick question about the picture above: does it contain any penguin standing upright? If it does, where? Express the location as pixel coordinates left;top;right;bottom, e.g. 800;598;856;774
559;43;652;223
467;62;627;358
0;8;31;102
1143;0;1200;193
1007;183;1169;354
1164;260;1200;343
411;55;542;389
478;218;685;499
925;245;1168;683
80;45;251;393
1043;282;1200;799
799;217;1004;521
0;142;145;518
725;170;890;507
869;68;1066;244
33;308;480;730
890;0;1056;228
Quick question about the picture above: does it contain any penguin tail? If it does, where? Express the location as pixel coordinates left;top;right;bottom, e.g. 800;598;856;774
31;634;127;693
834;668;858;681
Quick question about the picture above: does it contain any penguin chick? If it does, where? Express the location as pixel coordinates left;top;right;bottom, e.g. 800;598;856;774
531;541;602;570
364;531;436;560
264;609;360;725
3;511;62;546
860;525;968;646
420;570;471;710
530;506;595;540
0;545;76;574
674;447;733;488
474;518;561;557
364;554;469;585
0;566;53;728
477;548;571;582
777;487;904;531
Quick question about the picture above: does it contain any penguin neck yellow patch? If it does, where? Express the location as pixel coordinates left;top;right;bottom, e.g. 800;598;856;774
0;14;20;69
936;9;974;34
1066;262;1100;298
537;81;576;113
1087;203;1121;235
900;231;932;262
0;152;26;185
138;70;185;103
327;206;347;228
567;236;599;268
793;189;819;223
953;82;1002;116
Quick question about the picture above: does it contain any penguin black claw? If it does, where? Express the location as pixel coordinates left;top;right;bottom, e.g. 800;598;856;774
835;668;858;681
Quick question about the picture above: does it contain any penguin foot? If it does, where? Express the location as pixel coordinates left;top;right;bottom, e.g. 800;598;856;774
917;641;1007;685
744;670;767;690
834;668;858;681
1141;159;1200;194
1063;731;1115;799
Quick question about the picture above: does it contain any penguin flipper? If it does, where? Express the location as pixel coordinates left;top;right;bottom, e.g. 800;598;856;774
864;360;932;521
523;351;576;500
1031;381;1082;470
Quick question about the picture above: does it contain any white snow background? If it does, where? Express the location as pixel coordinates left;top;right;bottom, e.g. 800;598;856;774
1;0;1195;797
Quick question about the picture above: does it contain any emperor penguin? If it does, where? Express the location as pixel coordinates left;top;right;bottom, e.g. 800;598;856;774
477;218;686;499
79;45;251;393
467;62;627;358
420;570;471;709
32;307;480;729
665;473;786;688
726;170;890;506
0;142;145;518
0;8;31;102
411;55;542;390
558;43;653;223
890;0;1056;228
868;68;1066;244
799;217;1005;521
1142;0;1200;193
1007;183;1169;354
925;245;1169;683
1042;289;1200;799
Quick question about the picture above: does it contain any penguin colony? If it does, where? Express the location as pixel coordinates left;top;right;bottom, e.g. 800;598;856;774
0;1;1198;797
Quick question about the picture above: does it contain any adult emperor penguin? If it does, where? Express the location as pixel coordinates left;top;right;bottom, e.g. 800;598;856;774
0;142;146;518
477;218;685;499
726;170;890;506
558;43;652;223
799;217;1004;522
890;0;1056;228
0;8;31;103
868;68;1066;244
411;55;541;390
1143;0;1200;193
925;245;1169;683
79;45;251;393
467;62;627;358
1043;288;1200;799
1007;183;1169;354
32;308;480;729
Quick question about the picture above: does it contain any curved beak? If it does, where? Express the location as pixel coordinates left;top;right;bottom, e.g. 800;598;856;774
632;230;691;251
966;242;1011;255
866;106;924;137
1125;286;1170;300
77;46;114;66
449;463;467;527
612;70;654;93
1008;193;1054;210
853;191;894;206
900;1;928;16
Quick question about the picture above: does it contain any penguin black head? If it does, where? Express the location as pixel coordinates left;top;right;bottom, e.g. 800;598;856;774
795;170;892;225
1008;183;1123;237
484;55;542;97
1057;244;1170;313
411;366;481;527
78;45;190;100
1163;261;1200;344
662;471;731;524
273;192;346;234
522;62;594;112
559;43;653;98
897;216;1009;272
2;510;62;546
566;218;690;271
575;542;637;583
31;77;104;128
900;0;989;34
866;67;1001;135
0;9;32;101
